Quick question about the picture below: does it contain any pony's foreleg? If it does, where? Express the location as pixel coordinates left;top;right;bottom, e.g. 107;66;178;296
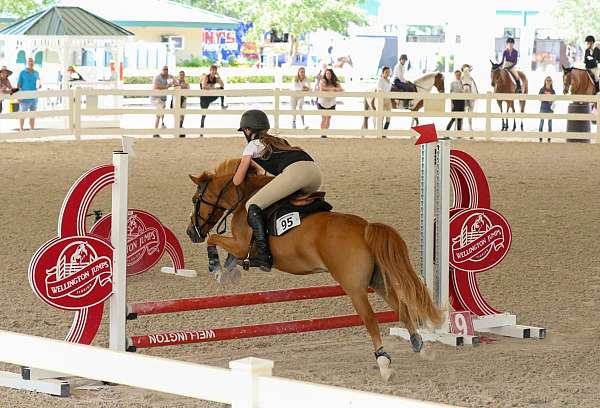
207;234;248;283
497;101;506;131
467;101;474;131
510;102;517;131
520;100;526;131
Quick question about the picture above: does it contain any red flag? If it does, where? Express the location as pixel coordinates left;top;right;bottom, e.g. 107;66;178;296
412;124;438;145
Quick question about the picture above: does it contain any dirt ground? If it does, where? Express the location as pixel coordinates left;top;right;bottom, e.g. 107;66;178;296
0;137;598;408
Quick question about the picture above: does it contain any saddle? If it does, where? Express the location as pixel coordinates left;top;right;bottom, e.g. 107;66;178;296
263;191;332;236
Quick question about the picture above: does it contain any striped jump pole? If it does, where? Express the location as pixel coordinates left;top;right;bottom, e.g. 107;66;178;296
127;311;398;351
127;285;374;319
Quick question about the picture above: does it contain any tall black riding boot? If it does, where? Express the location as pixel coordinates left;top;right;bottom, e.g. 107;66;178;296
246;204;272;271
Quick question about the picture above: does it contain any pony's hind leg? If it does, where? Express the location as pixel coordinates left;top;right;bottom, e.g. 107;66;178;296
370;270;422;353
347;290;395;382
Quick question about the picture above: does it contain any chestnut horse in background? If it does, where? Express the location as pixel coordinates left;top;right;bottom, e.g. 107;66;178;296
562;66;596;95
490;61;528;131
186;158;443;382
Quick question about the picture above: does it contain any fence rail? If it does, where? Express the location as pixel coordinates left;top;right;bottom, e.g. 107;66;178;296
0;330;455;407
1;88;598;141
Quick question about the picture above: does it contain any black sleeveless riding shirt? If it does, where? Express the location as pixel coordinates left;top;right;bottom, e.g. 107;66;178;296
253;146;313;175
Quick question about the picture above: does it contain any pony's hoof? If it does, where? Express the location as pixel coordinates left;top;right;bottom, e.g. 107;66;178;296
376;355;395;382
410;333;423;352
208;261;221;275
227;266;242;284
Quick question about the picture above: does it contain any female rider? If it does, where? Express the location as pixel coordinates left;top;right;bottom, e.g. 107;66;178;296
233;109;322;271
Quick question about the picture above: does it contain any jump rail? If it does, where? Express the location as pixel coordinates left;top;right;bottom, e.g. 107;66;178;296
128;311;398;351
127;284;373;318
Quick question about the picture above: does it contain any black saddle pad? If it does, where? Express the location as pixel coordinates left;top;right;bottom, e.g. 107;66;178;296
264;198;332;236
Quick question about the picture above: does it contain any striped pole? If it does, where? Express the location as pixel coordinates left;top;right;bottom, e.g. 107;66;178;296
128;311;398;351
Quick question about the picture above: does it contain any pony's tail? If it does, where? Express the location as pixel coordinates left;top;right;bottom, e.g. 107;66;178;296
364;222;443;328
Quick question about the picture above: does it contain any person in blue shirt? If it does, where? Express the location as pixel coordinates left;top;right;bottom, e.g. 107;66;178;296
501;38;521;93
17;57;41;131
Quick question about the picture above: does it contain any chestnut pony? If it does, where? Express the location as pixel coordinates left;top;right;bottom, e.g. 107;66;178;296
186;158;443;381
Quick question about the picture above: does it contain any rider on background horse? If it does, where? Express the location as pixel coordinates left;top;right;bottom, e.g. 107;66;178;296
501;38;522;93
584;35;600;92
233;110;322;271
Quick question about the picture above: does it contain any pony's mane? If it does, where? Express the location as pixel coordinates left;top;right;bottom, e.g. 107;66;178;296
206;158;262;178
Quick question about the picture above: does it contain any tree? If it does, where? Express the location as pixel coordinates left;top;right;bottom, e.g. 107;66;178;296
0;0;52;18
180;0;367;40
554;0;600;43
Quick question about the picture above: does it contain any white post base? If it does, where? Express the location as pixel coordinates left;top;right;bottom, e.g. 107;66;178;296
473;314;547;339
160;267;197;278
21;367;65;381
0;371;69;397
390;327;480;347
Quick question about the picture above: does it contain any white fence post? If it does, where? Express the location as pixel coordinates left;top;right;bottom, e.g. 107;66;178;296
375;90;384;138
596;95;600;141
109;151;128;352
173;88;182;137
274;89;281;132
71;88;81;141
229;358;274;408
485;91;492;137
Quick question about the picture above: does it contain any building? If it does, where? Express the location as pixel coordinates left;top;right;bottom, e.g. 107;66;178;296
3;0;241;67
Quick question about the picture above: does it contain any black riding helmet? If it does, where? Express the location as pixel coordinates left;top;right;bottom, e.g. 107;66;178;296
506;37;515;44
586;35;595;43
238;109;270;132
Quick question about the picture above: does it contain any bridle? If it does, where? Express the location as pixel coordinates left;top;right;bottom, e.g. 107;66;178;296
191;177;244;238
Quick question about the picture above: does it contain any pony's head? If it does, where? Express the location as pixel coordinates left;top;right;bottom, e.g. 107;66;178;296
490;60;502;87
186;158;262;243
562;65;573;94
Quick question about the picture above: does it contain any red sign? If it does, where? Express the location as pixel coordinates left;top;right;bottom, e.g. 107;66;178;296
90;210;167;276
450;208;512;273
449;311;475;336
30;236;113;311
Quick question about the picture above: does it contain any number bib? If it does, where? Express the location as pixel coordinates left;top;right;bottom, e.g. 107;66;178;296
275;212;301;236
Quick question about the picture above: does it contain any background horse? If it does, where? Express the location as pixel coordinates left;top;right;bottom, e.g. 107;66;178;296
186;158;443;382
461;64;479;131
562;66;596;95
363;72;445;129
490;61;528;131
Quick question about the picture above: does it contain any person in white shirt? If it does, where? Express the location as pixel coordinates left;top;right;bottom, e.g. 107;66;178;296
318;68;343;135
392;54;409;90
376;66;392;130
290;67;310;129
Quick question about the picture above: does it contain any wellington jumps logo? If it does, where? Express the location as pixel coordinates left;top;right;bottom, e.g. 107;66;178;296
30;235;114;310
449;208;512;273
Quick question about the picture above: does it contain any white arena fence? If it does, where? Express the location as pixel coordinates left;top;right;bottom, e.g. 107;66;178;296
0;330;456;407
0;88;598;142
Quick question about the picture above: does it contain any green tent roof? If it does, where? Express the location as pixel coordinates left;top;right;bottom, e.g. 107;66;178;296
0;6;133;36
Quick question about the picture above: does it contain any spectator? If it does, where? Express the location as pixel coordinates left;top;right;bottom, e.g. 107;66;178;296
446;70;465;131
173;70;190;138
291;67;310;129
66;66;84;82
538;76;555;136
0;66;15;114
318;68;343;135
200;64;227;131
377;66;392;130
152;65;174;138
17;58;41;131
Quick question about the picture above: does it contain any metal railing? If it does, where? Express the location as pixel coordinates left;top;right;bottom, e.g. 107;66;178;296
1;88;598;142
